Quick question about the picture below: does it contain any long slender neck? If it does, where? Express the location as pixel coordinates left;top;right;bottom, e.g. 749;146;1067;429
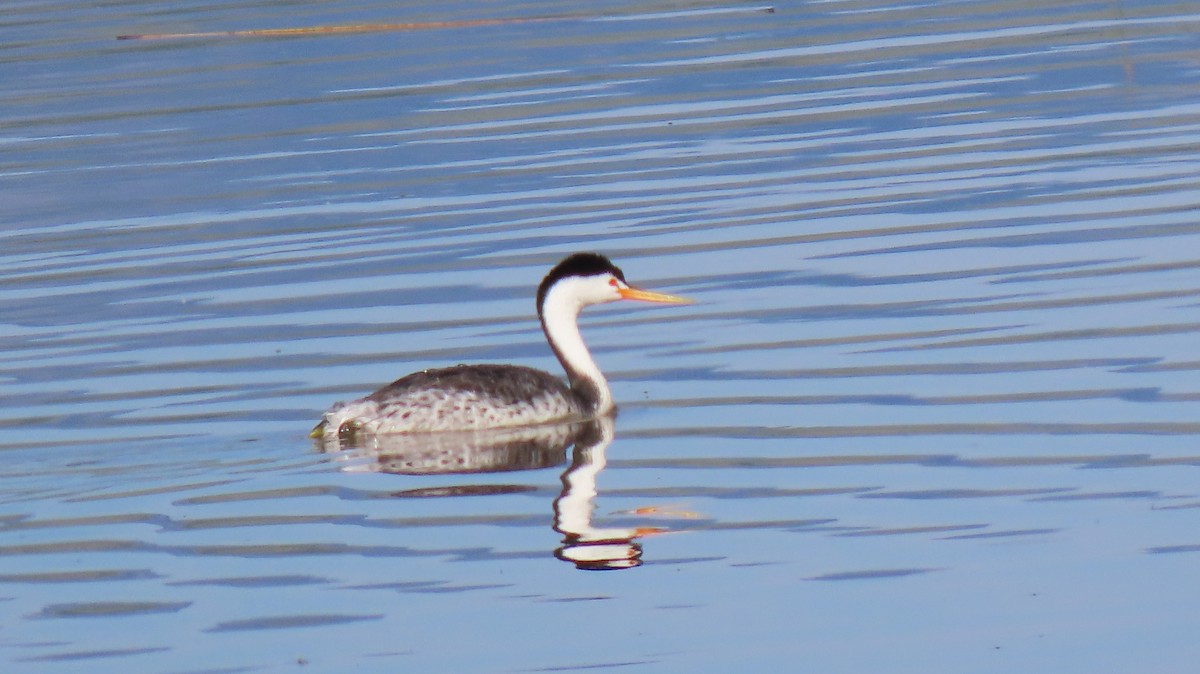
539;283;613;415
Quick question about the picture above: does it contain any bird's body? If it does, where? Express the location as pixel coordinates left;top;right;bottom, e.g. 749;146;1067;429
314;253;689;444
322;364;580;436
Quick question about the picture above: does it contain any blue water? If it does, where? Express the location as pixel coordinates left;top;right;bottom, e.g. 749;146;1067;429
3;1;1200;672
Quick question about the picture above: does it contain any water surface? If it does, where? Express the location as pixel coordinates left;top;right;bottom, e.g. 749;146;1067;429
3;0;1200;672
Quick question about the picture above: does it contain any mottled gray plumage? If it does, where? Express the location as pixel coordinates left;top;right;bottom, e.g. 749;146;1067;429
367;364;572;408
317;364;583;441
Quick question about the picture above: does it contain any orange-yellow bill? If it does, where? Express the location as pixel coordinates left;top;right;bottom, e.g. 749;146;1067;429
618;286;693;304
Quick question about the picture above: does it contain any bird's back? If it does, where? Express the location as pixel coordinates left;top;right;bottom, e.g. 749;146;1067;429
316;364;581;441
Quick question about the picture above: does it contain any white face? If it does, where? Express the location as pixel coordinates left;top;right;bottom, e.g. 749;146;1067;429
542;269;688;318
568;273;627;309
540;273;625;322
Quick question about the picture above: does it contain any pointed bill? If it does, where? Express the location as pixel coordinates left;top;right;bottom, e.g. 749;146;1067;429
618;286;693;304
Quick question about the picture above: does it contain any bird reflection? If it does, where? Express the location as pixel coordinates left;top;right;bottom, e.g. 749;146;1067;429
315;414;660;570
551;416;662;570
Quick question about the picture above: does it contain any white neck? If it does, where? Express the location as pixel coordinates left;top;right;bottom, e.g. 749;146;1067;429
539;279;613;415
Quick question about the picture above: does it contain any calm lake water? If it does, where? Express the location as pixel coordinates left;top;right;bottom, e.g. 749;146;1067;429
4;0;1200;671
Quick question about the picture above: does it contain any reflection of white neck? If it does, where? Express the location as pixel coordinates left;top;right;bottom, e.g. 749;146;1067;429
553;417;642;569
539;279;613;414
555;436;608;538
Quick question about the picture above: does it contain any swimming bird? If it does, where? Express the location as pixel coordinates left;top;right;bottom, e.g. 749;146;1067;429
313;253;690;443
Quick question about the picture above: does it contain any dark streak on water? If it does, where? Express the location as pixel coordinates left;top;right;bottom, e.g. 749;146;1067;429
3;0;1200;672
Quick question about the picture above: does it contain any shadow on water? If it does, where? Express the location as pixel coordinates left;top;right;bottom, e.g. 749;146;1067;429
317;414;660;570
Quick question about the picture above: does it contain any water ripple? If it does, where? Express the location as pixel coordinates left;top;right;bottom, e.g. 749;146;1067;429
3;0;1200;671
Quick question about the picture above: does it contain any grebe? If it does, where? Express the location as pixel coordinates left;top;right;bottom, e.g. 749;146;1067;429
313;253;690;443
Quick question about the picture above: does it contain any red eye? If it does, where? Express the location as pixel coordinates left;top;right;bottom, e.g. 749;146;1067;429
609;278;618;287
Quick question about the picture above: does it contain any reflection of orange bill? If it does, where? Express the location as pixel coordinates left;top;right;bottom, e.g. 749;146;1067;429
619;505;702;519
618;287;693;304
